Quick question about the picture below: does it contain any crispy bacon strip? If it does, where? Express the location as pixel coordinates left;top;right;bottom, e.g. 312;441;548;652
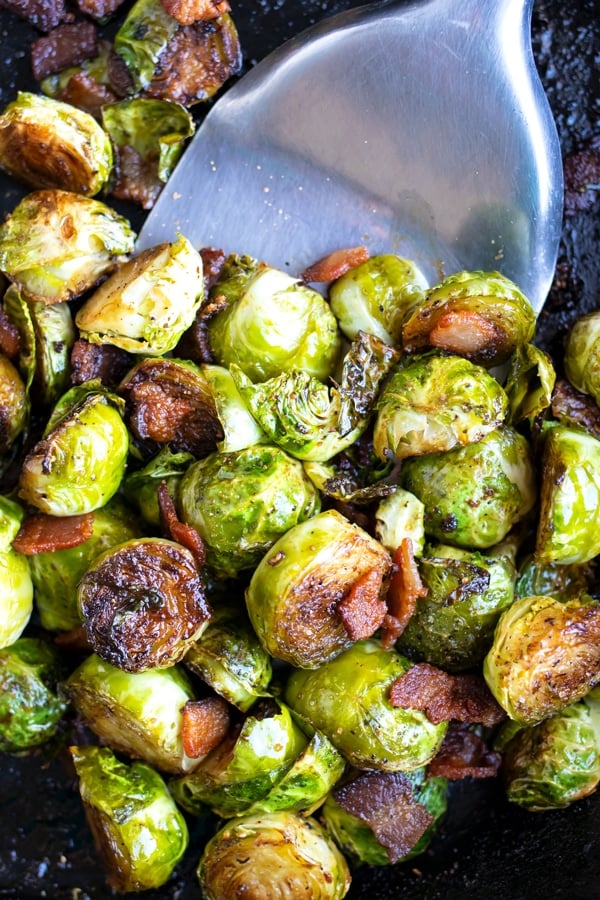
160;0;230;24
428;309;502;358
301;245;370;284
380;539;426;648
181;696;231;759
337;567;386;641
157;481;206;569
390;662;506;726
12;512;94;555
427;722;502;780
71;339;131;387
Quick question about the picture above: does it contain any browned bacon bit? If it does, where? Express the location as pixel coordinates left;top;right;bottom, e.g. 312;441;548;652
380;539;426;648
200;246;227;292
31;21;98;82
0;305;21;361
552;378;600;440
53;625;92;652
160;0;231;25
109;144;163;210
390;662;506;727
71;339;132;387
56;70;118;121
427;722;502;780
181;696;231;759
301;245;370;284
157;481;207;570
75;0;127;21
428;309;501;358
563;134;600;215
12;512;94;555
337;567;387;641
0;0;70;32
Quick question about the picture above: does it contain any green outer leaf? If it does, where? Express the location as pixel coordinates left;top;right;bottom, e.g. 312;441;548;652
114;0;179;93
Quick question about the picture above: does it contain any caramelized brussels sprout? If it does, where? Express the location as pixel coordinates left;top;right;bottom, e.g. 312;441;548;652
373;352;508;461
75;234;203;356
202;363;265;452
246;509;392;668
0;190;135;304
401;426;537;548
0;496;33;648
483;594;600;725
0;352;27;455
515;554;591;603
504;342;556;424
123;447;195;528
178;444;320;578
78;537;212;672
197;811;351;900
374;488;425;556
564;309;600;405
284;639;448;771
0;92;113;195
71;745;188;893
0;637;66;752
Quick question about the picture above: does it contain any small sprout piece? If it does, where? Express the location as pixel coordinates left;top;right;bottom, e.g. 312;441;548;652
123;448;195;528
78;537;212;672
373;352;508;461
76;234;203;356
284;639;448;772
197;812;351;900
564;309;600;405
505;342;556;424
178;444;320;578
401;426;537;549
0;190;135;305
329;253;427;343
0;637;67;752
402;269;536;366
0;92;113;195
202;363;265;452
483;594;600;726
246;509;391;668
71;745;188;893
0;352;27;455
374;488;426;556
0;496;34;648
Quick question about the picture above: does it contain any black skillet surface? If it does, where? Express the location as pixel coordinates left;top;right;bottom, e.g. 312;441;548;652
0;1;599;898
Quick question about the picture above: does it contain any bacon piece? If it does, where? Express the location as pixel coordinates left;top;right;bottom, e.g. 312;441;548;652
53;626;91;652
75;0;127;20
428;309;502;357
337;567;386;641
31;21;98;82
58;70;118;121
181;696;231;759
0;305;21;361
12;512;94;555
160;0;230;25
109;144;163;210
71;339;132;388
380;539;426;648
427;722;502;780
552;377;600;440
563;134;600;215
0;0;70;32
157;481;206;570
200;246;227;291
301;245;370;284
390;662;506;726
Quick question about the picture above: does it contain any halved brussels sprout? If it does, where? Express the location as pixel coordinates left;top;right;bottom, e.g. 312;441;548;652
76;234;203;357
71;745;188;893
373;352;508;461
400;426;537;549
177;444;320;578
197;811;351;900
284;639;448;772
246;509;391;668
0;91;113;195
374;488;426;556
202;363;266;452
0;637;67;752
0;190;135;304
123;447;195;528
0;495;33;648
564;309;600;405
504;342;556;424
0;352;27;456
515;554;591;603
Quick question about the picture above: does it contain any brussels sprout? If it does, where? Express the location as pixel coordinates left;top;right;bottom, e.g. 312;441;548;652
202;363;266;452
65;653;201;775
504;342;556;424
0;351;27;455
515;554;592;603
564;309;600;405
0;92;113;195
373;352;508;461
402;269;536;366
483;594;600;726
76;234;203;356
207;262;342;382
535;424;600;565
18;383;129;516
397;542;517;671
284;639;447;772
114;0;180;93
30;498;144;632
123;447;195;528
321;767;447;865
78;537;212;672
184;605;272;712
499;693;600;811
374;488;426;556
329;253;427;343
401;426;537;549
71;745;188;893
246;510;392;668
178;444;320;578
0;496;33;648
0;190;135;305
171;699;308;817
197;811;351;900
0;637;67;752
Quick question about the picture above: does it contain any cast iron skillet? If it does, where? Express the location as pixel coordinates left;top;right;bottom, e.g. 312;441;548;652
0;2;599;898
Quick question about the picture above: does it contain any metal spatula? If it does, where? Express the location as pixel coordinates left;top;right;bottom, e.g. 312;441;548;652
137;0;563;313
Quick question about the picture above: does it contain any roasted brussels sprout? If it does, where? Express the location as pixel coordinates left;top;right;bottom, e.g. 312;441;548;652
515;554;591;603
284;639;448;771
71;745;188;893
0;637;66;752
483;594;600;725
0;351;27;456
564;309;600;405
123;447;195;528
504;342;556;424
0;190;135;305
401;426;537;549
373;352;508;461
246;509;392;668
374;488;425;556
202;363;265;452
197;811;351;900
78;537;212;672
178;443;320;578
0;496;33;648
0;92;113;195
